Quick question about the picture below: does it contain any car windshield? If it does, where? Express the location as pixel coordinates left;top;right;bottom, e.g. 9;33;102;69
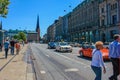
50;42;55;44
60;42;68;46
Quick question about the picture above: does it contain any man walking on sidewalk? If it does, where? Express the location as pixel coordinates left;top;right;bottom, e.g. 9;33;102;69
10;38;15;55
4;39;10;59
109;34;120;80
0;43;2;51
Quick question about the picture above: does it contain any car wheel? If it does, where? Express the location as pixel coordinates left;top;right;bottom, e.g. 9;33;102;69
70;50;72;53
48;46;49;49
55;49;58;52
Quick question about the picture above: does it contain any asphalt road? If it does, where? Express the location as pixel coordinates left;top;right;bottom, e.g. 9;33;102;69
29;43;113;80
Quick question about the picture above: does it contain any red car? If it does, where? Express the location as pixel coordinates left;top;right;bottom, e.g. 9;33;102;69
79;45;109;60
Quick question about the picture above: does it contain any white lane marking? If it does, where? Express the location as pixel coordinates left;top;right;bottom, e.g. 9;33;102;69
55;53;90;68
65;68;79;72
45;55;50;57
40;71;46;74
55;53;108;69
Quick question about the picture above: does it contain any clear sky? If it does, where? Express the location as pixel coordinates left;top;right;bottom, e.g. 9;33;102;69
1;0;84;37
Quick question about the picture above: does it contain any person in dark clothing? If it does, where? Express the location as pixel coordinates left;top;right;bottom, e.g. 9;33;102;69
109;34;120;80
0;43;2;51
4;39;9;59
10;39;15;55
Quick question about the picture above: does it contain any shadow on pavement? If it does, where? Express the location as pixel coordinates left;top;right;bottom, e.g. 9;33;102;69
0;57;5;59
77;56;92;61
77;56;110;62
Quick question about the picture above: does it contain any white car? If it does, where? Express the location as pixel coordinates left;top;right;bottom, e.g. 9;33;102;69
55;42;72;52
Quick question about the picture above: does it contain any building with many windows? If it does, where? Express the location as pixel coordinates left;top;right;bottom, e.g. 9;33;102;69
62;14;69;41
68;0;100;43
47;15;69;42
47;23;56;42
55;17;63;41
99;0;120;42
47;0;120;43
27;32;38;42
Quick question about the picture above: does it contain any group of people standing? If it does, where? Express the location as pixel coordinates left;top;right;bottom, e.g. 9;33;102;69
91;34;120;80
3;39;21;59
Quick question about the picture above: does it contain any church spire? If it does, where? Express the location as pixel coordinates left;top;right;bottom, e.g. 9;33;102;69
36;15;40;41
36;15;40;32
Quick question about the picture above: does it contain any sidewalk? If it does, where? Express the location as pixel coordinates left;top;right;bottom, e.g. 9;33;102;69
0;44;28;80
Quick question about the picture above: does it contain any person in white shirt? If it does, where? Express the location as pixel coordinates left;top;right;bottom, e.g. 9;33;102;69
91;41;106;80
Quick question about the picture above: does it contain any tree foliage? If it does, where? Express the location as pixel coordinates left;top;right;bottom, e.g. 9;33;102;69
18;32;26;41
13;32;27;41
0;0;10;17
13;34;19;40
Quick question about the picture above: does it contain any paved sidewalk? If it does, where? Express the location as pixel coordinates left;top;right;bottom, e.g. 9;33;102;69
0;44;28;80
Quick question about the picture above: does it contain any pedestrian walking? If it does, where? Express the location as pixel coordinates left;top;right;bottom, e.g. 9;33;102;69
91;41;106;80
109;34;120;80
0;43;2;51
4;39;10;59
22;41;24;47
15;41;20;55
10;38;15;55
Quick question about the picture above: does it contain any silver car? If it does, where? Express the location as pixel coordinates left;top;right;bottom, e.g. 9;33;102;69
55;42;72;52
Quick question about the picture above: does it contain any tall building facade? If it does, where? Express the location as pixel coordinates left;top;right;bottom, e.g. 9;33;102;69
47;0;120;43
47;15;69;42
55;17;63;41
47;24;56;42
62;14;69;41
68;0;100;43
36;15;40;42
99;0;120;42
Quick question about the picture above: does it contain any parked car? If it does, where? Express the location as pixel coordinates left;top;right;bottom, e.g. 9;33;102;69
79;44;109;60
104;42;110;49
68;42;81;47
48;42;56;49
55;42;72;52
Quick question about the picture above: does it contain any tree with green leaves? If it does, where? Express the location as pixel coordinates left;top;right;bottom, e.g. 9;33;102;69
13;32;27;42
0;0;10;17
13;34;19;40
18;32;26;41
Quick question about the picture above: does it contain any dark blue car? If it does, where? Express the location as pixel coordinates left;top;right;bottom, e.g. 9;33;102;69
48;42;56;49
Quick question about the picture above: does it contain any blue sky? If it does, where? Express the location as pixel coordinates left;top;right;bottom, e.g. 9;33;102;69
1;0;83;36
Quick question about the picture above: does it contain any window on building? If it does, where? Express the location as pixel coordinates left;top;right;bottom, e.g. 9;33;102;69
112;15;117;24
111;5;113;10
115;3;117;9
101;19;105;26
110;30;117;39
101;8;104;13
111;3;117;10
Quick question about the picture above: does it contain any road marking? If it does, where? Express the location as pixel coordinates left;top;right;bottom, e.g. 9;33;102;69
72;54;79;56
55;53;109;69
65;68;79;72
40;71;46;74
55;53;90;68
45;55;50;57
